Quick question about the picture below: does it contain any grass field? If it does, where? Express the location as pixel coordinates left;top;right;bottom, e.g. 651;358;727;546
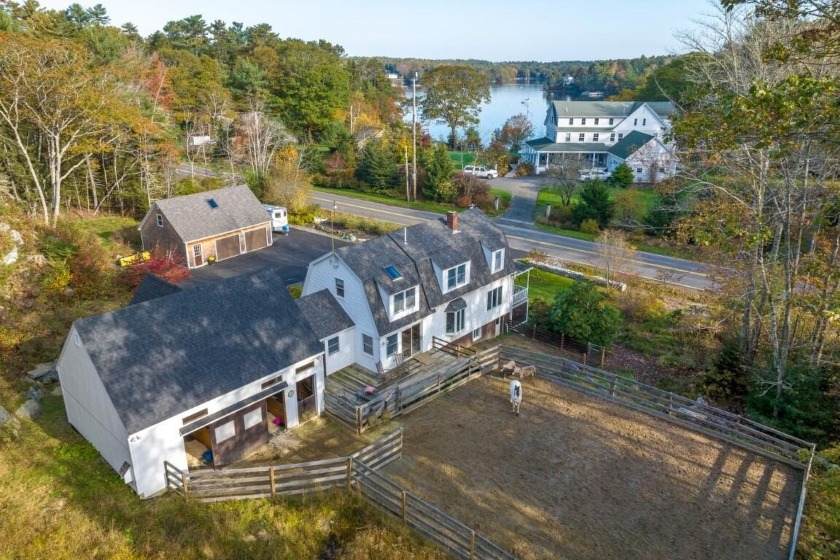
526;266;576;303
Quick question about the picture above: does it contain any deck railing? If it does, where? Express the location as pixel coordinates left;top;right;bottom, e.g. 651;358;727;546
326;346;500;435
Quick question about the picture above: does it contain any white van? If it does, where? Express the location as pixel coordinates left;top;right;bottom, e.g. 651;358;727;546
262;204;289;234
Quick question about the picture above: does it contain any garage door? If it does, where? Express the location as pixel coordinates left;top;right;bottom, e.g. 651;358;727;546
245;227;269;252
216;235;241;261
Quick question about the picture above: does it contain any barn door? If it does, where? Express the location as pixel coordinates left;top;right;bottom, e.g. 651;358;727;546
245;227;269;252
215;235;241;261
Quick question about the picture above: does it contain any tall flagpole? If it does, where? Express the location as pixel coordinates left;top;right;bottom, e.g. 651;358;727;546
412;71;418;202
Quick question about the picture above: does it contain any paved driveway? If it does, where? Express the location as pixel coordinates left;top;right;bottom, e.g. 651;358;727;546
488;175;553;226
181;228;351;288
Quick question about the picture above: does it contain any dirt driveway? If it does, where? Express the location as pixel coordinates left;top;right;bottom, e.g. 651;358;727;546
382;375;802;560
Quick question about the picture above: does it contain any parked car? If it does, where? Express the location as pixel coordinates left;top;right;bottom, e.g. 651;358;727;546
463;165;499;179
578;168;611;181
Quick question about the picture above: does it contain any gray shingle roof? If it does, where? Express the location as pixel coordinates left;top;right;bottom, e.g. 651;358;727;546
297;289;355;340
74;267;323;434
550;101;675;119
331;209;513;337
607;131;655;160
149;184;269;243
129;274;182;306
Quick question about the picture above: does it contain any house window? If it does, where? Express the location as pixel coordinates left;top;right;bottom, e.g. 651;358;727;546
386;334;398;356
327;336;339;355
610;133;615;142
565;133;571;142
473;327;482;341
593;133;599;142
446;308;465;334
581;118;586;125
156;214;163;227
568;118;573;125
243;408;263;430
633;118;638;126
491;249;504;273
363;334;374;356
487;286;503;310
393;286;417;314
594;118;599;125
578;133;585;142
618;133;624;140
215;420;235;443
636;168;643;173
261;376;282;390
335;278;344;298
642;118;647;126
445;263;467;291
609;118;614;125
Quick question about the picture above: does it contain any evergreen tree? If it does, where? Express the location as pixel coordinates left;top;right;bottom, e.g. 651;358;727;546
610;163;634;188
422;143;454;202
357;140;397;191
571;180;614;227
549;282;622;346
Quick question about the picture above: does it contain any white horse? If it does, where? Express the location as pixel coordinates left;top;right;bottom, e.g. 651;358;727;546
509;379;522;416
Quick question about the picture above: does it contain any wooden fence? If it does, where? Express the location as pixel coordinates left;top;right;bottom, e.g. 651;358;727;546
164;427;516;559
326;346;501;434
500;346;815;469
508;323;605;366
352;460;515;560
164;428;404;502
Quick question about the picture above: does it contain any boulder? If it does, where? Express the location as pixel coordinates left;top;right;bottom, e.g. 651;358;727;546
28;362;58;384
15;399;41;420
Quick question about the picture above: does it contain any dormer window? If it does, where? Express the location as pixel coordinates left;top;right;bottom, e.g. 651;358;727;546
491;249;504;273
392;286;417;315
445;263;468;292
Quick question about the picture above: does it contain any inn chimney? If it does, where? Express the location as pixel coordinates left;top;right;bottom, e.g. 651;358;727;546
446;211;459;233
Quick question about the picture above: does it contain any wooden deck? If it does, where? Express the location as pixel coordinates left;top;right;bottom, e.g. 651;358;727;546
325;350;471;403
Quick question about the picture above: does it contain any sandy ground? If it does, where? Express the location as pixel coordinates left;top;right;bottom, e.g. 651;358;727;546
380;375;803;560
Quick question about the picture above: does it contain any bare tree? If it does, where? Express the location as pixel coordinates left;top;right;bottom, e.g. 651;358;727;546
596;229;637;286
545;161;584;207
237;99;295;180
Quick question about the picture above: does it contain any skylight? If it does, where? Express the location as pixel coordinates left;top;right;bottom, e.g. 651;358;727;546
384;265;402;280
206;198;218;209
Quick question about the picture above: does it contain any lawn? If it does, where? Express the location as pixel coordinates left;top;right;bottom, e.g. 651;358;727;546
536;183;660;214
526;266;576;303
312;186;510;217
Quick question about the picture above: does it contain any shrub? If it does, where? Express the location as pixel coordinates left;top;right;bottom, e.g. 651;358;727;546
571;179;614;227
579;218;600;234
515;162;533;176
41;261;72;298
117;250;190;289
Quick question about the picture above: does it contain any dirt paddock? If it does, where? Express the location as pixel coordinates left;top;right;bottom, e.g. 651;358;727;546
381;375;803;560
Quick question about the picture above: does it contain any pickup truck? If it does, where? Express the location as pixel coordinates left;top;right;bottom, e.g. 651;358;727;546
578;168;611;181
463;165;499;179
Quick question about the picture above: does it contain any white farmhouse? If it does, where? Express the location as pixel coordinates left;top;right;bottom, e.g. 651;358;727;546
303;209;529;373
522;100;678;182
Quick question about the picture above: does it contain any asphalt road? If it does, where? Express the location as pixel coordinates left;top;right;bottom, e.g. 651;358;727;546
182;229;351;288
308;184;715;291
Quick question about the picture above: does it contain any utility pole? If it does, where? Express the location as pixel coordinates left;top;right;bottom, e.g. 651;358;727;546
412;71;418;202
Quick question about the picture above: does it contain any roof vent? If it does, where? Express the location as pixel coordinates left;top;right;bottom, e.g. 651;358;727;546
207;198;218;209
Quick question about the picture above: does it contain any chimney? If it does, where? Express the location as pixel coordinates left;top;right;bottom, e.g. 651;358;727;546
446;211;459;233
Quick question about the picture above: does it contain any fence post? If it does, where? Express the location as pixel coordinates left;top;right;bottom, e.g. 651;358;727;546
600;345;606;367
346;457;353;489
470;530;476;559
610;377;617;397
181;472;189;498
402;490;408;523
356;406;362;436
269;467;276;497
560;333;564;350
668;394;674;415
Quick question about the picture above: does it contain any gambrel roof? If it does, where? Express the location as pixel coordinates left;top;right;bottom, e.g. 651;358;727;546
330;209;514;336
141;184;269;243
74;268;322;434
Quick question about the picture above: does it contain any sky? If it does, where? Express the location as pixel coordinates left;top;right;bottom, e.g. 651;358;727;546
36;0;717;61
